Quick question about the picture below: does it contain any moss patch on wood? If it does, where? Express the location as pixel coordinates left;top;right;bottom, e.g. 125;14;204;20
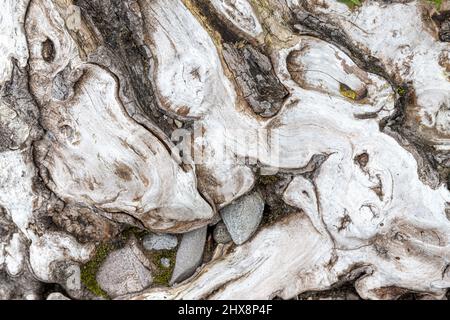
429;0;444;10
258;174;280;186
80;226;150;298
80;243;112;299
396;86;407;97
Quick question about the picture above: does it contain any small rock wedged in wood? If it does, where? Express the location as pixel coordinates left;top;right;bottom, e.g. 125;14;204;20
96;241;153;298
170;227;207;285
213;222;232;244
220;192;264;245
143;233;178;251
160;258;171;268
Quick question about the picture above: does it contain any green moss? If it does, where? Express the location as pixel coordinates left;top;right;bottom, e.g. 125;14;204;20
80;243;112;299
79;227;151;298
396;86;407;97
150;249;177;286
258;175;279;186
428;0;443;10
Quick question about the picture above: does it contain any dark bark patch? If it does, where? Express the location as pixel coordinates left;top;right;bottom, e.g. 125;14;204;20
223;43;288;117
42;38;55;63
432;10;450;42
354;152;369;168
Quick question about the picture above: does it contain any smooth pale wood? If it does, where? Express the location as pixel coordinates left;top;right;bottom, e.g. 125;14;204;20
209;0;264;42
128;0;450;300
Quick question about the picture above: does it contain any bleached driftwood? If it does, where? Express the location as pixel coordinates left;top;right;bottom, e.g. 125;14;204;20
209;0;264;42
127;0;450;300
0;0;450;300
27;0;214;233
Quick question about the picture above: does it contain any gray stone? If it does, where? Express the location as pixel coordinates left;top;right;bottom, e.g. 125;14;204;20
170;227;207;285
143;233;178;251
160;258;171;268
213;222;232;244
220;192;264;245
46;292;70;300
96;242;152;298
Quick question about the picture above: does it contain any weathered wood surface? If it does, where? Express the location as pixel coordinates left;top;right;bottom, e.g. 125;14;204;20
0;0;450;300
